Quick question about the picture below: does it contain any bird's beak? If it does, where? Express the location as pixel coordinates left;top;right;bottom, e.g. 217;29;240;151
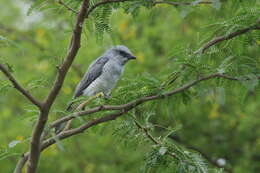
129;55;136;60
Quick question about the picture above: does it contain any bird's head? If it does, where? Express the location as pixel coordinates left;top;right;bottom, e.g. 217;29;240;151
106;45;136;64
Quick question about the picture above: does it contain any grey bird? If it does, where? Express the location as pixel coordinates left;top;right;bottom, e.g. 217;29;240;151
67;45;136;111
55;45;136;134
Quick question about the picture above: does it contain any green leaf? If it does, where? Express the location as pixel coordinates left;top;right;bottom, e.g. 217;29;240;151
124;2;140;14
27;0;47;16
5;63;14;73
240;74;259;91
163;124;182;142
144;112;154;125
217;68;225;74
0;153;21;161
217;56;234;73
0;81;11;94
182;91;191;105
0;149;8;158
52;134;65;151
26;78;47;90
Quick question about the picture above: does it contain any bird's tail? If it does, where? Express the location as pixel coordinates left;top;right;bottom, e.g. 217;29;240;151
55;101;74;134
66;102;74;112
54;122;66;134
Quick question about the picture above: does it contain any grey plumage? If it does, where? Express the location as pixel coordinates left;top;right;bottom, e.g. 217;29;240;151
67;45;136;111
74;56;109;98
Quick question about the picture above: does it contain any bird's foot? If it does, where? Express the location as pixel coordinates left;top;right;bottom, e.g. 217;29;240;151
76;92;105;111
96;92;105;98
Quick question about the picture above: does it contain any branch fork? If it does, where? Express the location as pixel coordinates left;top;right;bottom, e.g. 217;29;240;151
3;1;258;173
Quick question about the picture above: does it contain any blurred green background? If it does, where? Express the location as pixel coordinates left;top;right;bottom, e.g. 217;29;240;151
0;0;259;173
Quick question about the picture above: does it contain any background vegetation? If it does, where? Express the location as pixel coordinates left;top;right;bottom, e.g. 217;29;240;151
0;0;259;173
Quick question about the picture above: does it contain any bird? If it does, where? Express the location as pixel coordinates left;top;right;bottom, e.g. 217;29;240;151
67;45;136;111
55;45;136;134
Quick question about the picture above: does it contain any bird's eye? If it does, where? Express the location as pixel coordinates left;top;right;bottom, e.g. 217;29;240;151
118;50;128;57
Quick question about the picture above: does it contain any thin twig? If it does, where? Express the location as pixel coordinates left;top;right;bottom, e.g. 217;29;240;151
169;136;233;173
133;119;178;159
86;0;212;17
133;119;162;145
195;22;260;54
154;0;212;6
86;0;129;17
57;0;78;14
0;64;42;109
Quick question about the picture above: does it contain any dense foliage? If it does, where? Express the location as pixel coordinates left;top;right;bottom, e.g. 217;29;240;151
0;0;259;173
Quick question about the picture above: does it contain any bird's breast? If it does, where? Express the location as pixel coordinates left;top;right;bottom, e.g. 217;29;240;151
102;63;123;82
83;62;124;96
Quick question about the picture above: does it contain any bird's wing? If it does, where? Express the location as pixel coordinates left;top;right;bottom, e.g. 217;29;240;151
73;56;109;98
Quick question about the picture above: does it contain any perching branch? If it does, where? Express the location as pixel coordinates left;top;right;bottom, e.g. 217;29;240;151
50;73;260;129
24;0;90;173
14;72;260;170
195;21;260;54
0;64;42;109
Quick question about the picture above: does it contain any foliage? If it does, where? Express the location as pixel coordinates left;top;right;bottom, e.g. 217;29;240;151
0;0;259;173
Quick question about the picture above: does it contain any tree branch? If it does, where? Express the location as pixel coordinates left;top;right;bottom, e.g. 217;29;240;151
86;0;212;17
195;21;260;54
154;0;212;6
0;64;42;109
14;153;28;173
14;72;260;170
24;0;90;173
12;1;259;172
169;136;233;173
86;0;129;17
14;71;260;171
133;119;178;159
57;0;78;14
50;73;260;129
